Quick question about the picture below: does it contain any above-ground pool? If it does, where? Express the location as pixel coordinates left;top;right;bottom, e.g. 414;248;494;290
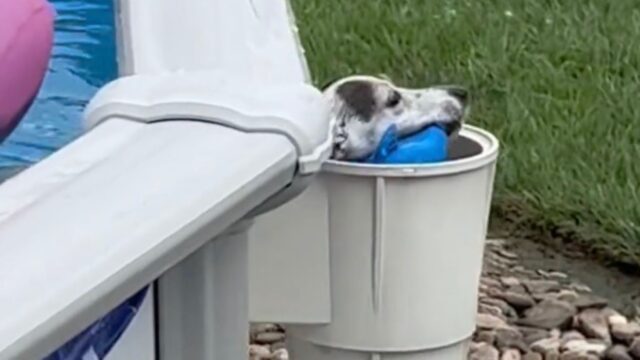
0;0;116;170
0;2;141;358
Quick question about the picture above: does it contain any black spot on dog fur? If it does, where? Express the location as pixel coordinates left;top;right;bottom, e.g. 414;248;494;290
335;81;376;122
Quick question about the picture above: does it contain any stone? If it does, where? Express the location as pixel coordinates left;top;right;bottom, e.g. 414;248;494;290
561;330;586;346
483;298;519;319
480;303;506;319
249;344;271;357
606;345;634;360
577;309;612;343
255;331;286;344
502;277;522;287
498;249;519;260
582;354;599;360
612;322;640;344
518;299;577;330
545;350;560;360
559;352;581;360
514;267;539;279
572;294;609;310
251;323;280;341
272;349;289;360
602;307;624;318
469;343;500;360
549;329;562;339
523;352;543;360
629;337;640;359
495;327;527;351
271;342;287;352
478;313;510;330
480;284;490;295
610;315;629;327
570;283;592;293
488;261;509;272
502;348;522;360
531;338;560;354
487;287;507;298
471;342;488;352
547;271;568;280
533;292;558;303
562;339;608;356
523;280;562;295
572;315;581;329
537;270;552;277
487;239;508;247
557;290;580;303
482;278;504;289
511;284;529;292
560;351;598;360
519;327;551;346
251;323;280;334
500;291;536;310
476;330;497;345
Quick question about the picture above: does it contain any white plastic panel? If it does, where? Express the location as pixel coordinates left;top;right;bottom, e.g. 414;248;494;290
0;120;297;360
0;119;141;223
249;180;331;324
287;335;470;360
115;0;310;83
291;167;493;350
83;71;332;174
157;221;252;360
277;126;499;358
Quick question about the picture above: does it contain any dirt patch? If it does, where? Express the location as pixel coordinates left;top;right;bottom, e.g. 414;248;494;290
501;235;639;316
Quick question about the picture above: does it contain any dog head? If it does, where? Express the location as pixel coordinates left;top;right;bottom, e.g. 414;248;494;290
322;75;469;161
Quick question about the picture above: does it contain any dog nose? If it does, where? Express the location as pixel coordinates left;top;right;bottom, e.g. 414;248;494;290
446;86;468;105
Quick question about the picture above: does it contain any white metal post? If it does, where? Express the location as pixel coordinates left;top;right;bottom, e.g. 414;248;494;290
157;220;252;360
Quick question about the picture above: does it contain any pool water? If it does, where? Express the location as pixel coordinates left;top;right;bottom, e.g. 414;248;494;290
0;0;116;168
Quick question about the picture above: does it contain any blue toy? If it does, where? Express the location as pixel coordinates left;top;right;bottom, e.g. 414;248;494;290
364;124;449;164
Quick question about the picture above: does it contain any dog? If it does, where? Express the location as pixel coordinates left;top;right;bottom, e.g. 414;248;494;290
321;75;469;161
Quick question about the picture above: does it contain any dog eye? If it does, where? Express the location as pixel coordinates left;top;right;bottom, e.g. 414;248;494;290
385;91;402;108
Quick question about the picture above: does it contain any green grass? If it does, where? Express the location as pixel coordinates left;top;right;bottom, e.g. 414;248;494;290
291;0;640;265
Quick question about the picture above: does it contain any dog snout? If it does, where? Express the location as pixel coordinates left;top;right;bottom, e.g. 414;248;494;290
445;86;469;105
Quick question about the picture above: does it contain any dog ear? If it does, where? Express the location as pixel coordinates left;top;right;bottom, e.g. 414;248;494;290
334;80;376;121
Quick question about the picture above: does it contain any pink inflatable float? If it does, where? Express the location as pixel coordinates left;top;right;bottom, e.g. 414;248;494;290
0;0;55;141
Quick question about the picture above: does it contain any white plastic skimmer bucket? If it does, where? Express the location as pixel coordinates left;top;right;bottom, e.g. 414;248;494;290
284;124;499;360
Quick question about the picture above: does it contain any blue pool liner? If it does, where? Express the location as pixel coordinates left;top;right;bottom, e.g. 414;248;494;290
44;287;149;360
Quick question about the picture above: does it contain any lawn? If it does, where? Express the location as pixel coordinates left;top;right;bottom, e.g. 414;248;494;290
291;0;640;266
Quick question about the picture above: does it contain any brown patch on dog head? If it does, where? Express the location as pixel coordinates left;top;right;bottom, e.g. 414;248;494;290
335;80;376;122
